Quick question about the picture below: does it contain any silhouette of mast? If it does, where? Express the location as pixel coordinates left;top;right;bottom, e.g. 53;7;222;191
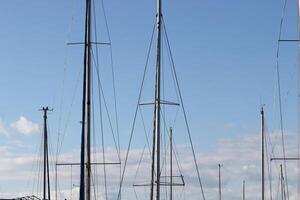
39;107;52;200
261;107;265;200
150;0;162;199
79;0;92;199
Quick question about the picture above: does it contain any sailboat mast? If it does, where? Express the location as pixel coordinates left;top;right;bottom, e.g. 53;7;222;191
261;107;265;200
151;0;162;199
41;107;51;200
218;164;222;200
280;164;284;200
170;127;173;200
80;0;92;199
297;0;300;199
243;180;245;200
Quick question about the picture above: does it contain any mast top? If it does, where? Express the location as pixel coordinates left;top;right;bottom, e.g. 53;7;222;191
260;105;264;114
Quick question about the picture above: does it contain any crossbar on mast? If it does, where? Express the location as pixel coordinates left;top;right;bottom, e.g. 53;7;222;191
270;157;300;161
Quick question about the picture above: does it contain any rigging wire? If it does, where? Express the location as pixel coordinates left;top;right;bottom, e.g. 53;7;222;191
99;0;120;154
265;122;273;200
139;108;156;156
275;0;290;199
55;0;78;163
99;0;123;196
162;17;206;200
117;23;156;200
90;44;120;160
160;109;184;177
56;66;82;160
91;52;99;200
32;128;44;197
92;0;108;198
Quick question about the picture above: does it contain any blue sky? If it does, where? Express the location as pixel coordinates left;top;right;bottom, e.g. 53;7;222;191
0;0;299;199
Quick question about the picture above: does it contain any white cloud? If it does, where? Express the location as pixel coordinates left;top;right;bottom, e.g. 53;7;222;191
10;116;39;135
0;129;299;200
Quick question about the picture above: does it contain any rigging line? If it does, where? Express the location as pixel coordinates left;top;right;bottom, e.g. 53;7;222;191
98;64;109;200
133;143;147;184
136;109;158;179
178;185;185;200
276;58;290;200
31;122;44;194
160;105;184;176
91;66;99;200
160;111;177;175
159;110;181;176
133;186;139;200
48;130;58;199
90;11;120;158
91;1;108;199
70;165;73;200
117;23;156;200
56;0;78;163
91;42;108;200
265;124;273;200
161;32;168;200
33;130;44;195
163;23;181;127
91;52;114;200
38;127;45;196
90;168;98;200
91;48;121;161
139;108;155;157
100;0;121;157
162;17;206;200
57;66;83;159
275;0;290;198
276;170;281;200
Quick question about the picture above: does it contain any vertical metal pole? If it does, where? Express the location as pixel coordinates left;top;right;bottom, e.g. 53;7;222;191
170;127;173;200
79;0;91;200
150;0;162;199
41;107;51;200
297;1;300;199
261;107;265;200
243;180;245;200
86;0;92;196
43;109;47;200
155;0;162;199
55;163;57;200
281;164;284;200
47;145;51;200
218;164;221;200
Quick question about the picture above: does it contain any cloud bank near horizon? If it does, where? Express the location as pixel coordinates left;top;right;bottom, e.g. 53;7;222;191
0;130;299;200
